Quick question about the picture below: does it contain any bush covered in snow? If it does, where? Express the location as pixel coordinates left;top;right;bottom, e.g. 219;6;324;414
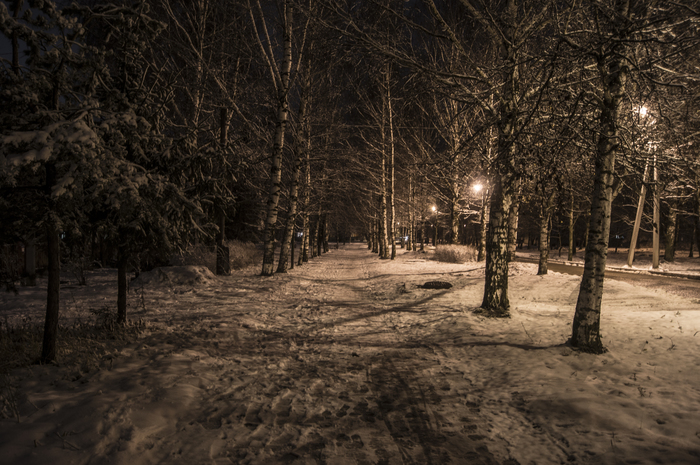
433;244;477;263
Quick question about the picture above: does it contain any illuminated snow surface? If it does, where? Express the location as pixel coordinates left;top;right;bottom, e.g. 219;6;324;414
1;243;700;464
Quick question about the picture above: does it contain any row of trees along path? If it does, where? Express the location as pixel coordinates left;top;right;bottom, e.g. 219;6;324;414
2;1;700;364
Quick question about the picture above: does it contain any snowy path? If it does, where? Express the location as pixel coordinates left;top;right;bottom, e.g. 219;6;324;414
2;243;700;464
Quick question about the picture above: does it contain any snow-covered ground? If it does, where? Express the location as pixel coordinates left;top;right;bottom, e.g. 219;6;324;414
517;246;700;277
1;243;699;464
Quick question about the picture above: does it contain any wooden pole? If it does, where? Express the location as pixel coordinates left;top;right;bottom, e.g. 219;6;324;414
627;160;649;267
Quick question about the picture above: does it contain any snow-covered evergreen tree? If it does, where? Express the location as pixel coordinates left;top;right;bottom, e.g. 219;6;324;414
0;0;204;361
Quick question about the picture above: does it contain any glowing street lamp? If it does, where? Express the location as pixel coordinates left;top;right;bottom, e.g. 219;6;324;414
431;206;438;246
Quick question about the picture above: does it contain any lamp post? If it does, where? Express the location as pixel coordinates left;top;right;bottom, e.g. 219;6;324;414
432;206;438;246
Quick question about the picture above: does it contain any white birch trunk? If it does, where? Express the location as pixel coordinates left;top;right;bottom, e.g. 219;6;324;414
379;111;389;259
387;66;396;260
480;21;519;317
261;2;292;276
571;39;629;353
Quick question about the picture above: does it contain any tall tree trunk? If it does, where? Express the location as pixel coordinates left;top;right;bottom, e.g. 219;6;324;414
481;31;519;317
537;213;551;275
261;2;292;276
408;173;414;251
537;191;556;275
379;152;389;258
216;108;230;275
664;197;677;262
291;226;295;268
571;43;629;353
477;186;489;261
378;194;387;258
379;65;396;259
372;216;379;253
507;190;520;262
694;187;700;259
434;210;439;246
40;218;60;364
567;193;576;261
652;157;660;268
299;213;309;265
278;76;309;272
322;214;329;253
481;172;513;317
24;240;36;286
449;199;459;245
277;152;302;273
310;215;318;258
40;163;60;364
299;147;311;265
117;247;127;325
317;213;324;257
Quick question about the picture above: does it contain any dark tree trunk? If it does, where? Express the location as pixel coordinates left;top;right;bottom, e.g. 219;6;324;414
664;198;677;262
299;212;309;265
690;222;696;258
290;227;295;268
317;216;323;257
216;109;230;276
40;162;60;364
694;189;700;259
309;216;318;258
24;241;36;286
117;248;127;325
449;200;459;245
40;220;60;364
407;173;414;252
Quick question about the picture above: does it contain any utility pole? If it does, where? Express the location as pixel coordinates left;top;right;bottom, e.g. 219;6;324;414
627;160;648;267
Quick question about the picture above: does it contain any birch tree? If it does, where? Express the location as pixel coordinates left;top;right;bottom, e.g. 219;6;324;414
560;0;700;353
250;0;310;276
